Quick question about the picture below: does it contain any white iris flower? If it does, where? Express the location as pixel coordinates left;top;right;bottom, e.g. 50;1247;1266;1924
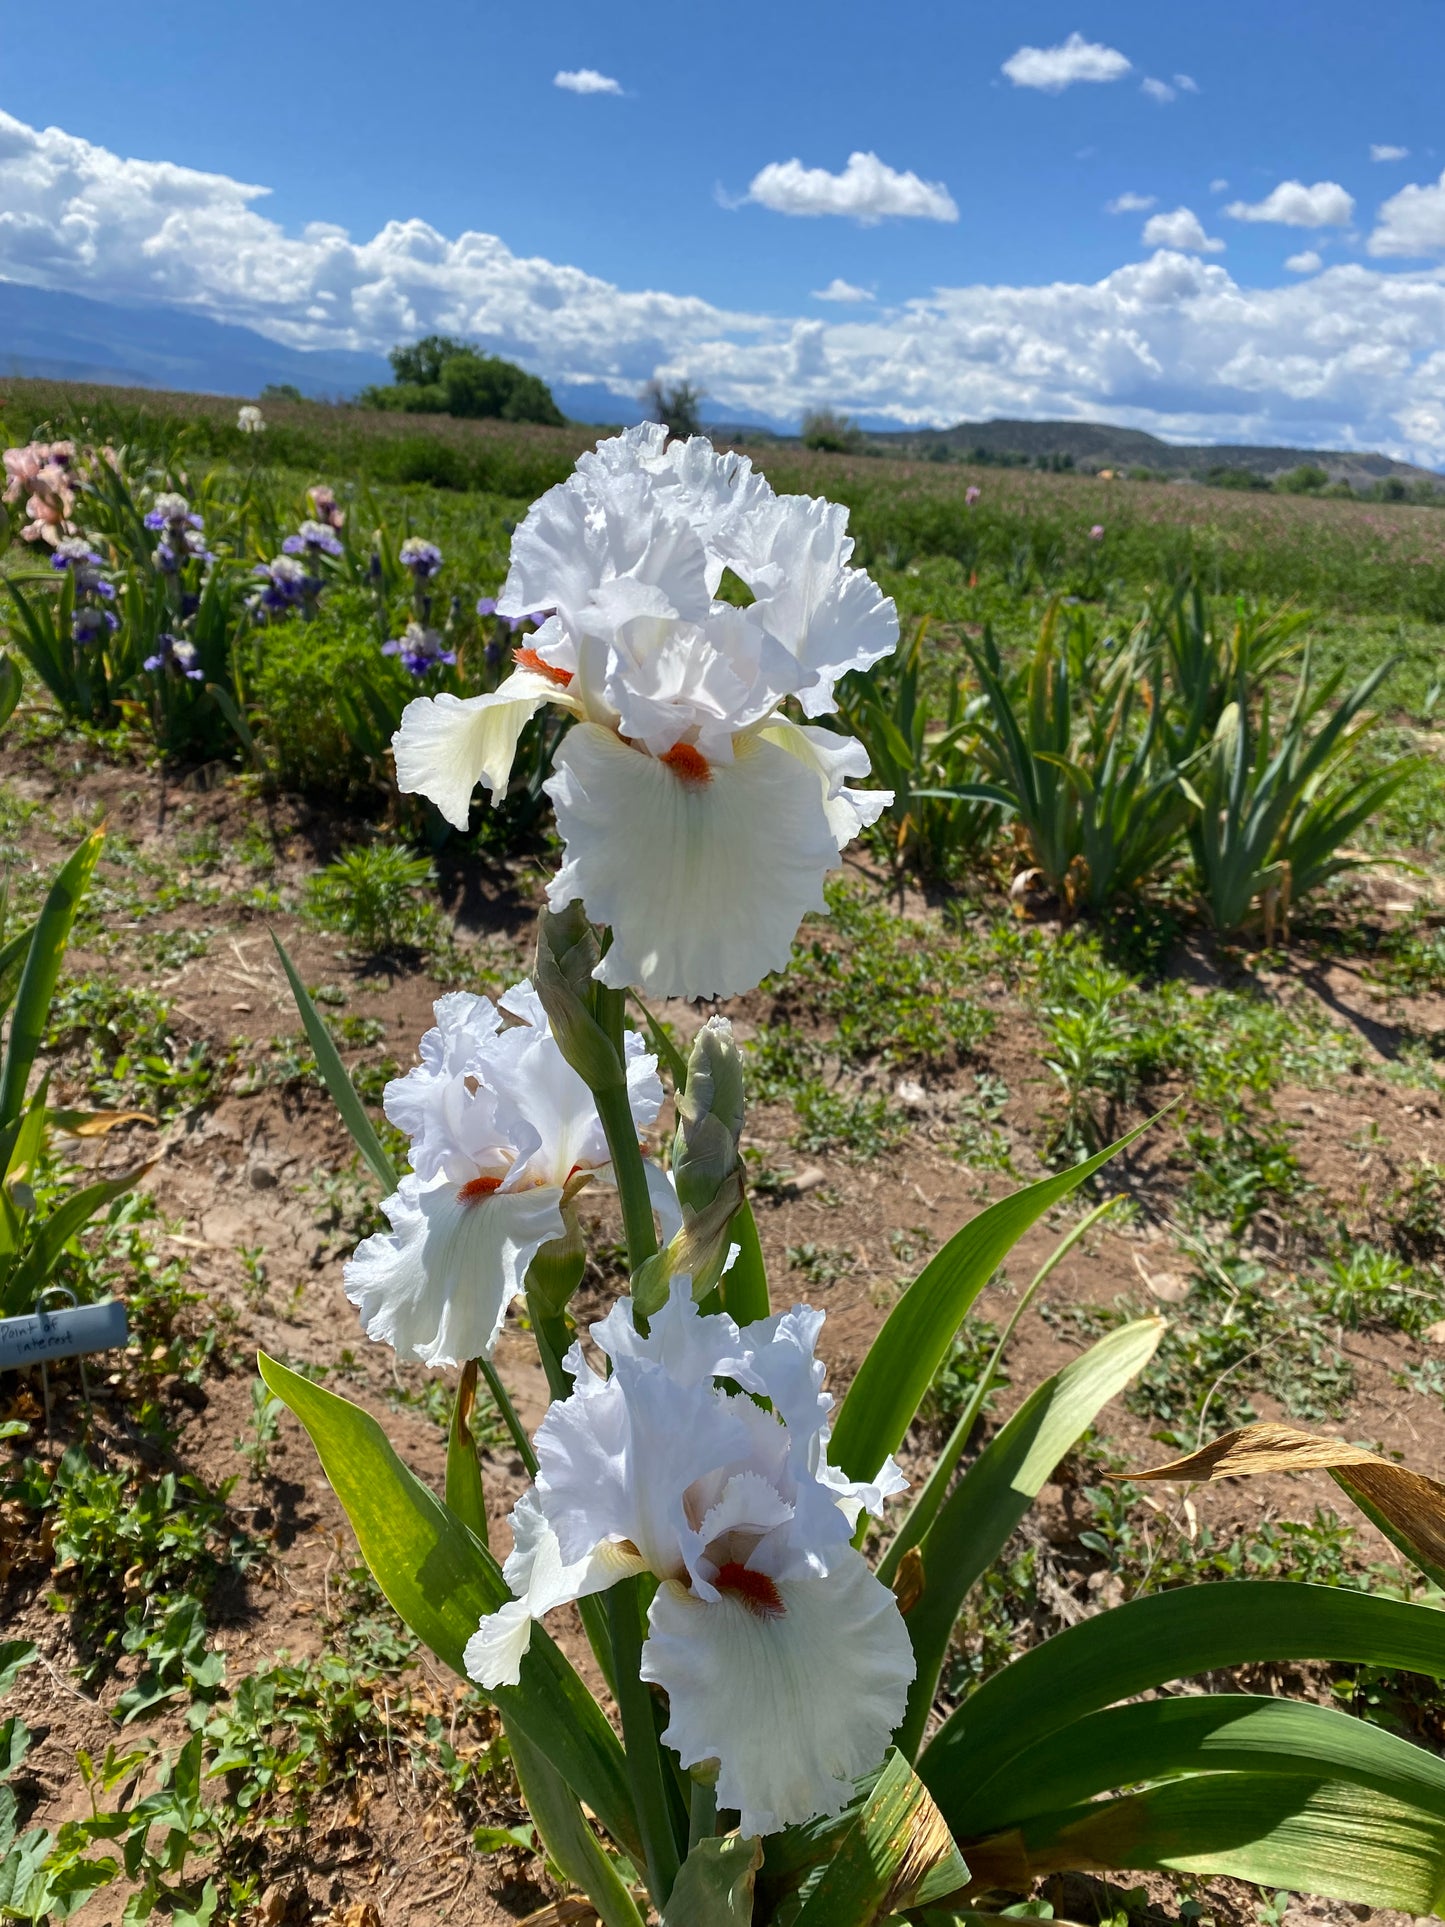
344;983;662;1367
464;1282;914;1837
393;425;899;999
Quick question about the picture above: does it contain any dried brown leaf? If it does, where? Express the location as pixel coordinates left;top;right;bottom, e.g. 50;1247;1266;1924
1126;1421;1445;1586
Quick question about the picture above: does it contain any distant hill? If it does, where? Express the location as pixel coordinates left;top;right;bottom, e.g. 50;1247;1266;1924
0;280;1436;479
868;417;1440;486
0;281;642;426
0;280;393;400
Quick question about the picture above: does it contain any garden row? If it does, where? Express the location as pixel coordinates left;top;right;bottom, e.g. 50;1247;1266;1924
4;416;1439;953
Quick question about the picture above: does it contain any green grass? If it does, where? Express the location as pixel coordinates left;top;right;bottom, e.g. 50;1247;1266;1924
10;374;1445;623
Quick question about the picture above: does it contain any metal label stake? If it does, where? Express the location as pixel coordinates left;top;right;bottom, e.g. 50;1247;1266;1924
0;1290;130;1438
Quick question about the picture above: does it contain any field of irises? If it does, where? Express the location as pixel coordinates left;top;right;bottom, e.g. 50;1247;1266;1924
1;384;1444;1927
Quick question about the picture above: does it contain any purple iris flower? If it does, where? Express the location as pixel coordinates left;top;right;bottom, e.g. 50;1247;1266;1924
72;606;119;645
155;527;212;573
50;538;105;572
143;492;204;533
144;633;204;680
283;519;345;558
398;538;443;581
251;554;311;615
382;622;455;676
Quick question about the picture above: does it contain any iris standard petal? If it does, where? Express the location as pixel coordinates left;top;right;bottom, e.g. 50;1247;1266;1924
723;493;899;715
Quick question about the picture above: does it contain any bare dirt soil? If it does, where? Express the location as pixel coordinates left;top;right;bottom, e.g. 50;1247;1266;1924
4;735;1444;1926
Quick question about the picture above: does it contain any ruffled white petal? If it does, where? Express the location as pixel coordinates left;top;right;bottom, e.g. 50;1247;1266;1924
761;718;893;849
535;1358;750;1576
487;985;660;1189
544;722;840;1001
593;1279;750;1388
605;604;805;763
464;1491;645;1689
499;469;711;631
382;993;508;1183
393;671;561;829
642;1550;915;1837
724;494;899;715
343;1174;566;1368
572;427;773;592
816;1448;910;1530
463;1599;536;1690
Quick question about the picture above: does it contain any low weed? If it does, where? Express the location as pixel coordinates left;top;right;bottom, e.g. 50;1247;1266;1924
3;1443;257;1679
44;976;219;1116
1309;1243;1445;1337
792;1085;909;1160
956;1072;1015;1171
767;879;995;1070
1050;1249;1354;1436
785;1242;858;1289
236;1378;285;1480
304;842;437;954
1389;1159;1445;1262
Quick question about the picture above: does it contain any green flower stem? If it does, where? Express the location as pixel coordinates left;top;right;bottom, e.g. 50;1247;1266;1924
877;1192;1127;1586
608;1579;682;1908
688;1776;718;1851
480;1359;537;1480
594;985;659;1273
585;984;685;1893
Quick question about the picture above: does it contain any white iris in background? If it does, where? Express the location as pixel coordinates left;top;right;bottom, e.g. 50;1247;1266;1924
344;983;662;1367
393;425;898;1000
464;1282;914;1837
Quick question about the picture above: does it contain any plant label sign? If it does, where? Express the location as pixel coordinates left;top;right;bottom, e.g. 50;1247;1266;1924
0;1300;129;1370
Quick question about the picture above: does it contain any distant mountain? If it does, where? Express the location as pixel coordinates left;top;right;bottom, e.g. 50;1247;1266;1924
0;279;393;399
869;416;1440;485
1;281;1436;478
0;280;646;426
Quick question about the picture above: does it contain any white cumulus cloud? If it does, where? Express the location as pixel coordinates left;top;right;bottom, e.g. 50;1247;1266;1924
1141;207;1225;253
744;151;957;224
1210;178;1230;194
554;69;622;95
1285;249;1323;273
1226;179;1355;227
812;277;874;303
1369;170;1445;256
1001;31;1131;92
1174;74;1200;92
1107;191;1157;214
8;111;1445;466
1371;144;1409;163
1141;78;1176;104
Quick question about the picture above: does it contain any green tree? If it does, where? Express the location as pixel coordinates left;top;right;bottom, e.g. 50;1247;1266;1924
802;408;863;454
641;377;704;440
1277;464;1329;494
362;336;565;426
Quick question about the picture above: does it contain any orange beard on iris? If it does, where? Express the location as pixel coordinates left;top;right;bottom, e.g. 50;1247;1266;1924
661;742;711;785
513;646;574;688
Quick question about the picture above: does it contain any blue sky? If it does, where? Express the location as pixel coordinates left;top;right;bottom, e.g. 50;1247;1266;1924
3;2;1444;456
